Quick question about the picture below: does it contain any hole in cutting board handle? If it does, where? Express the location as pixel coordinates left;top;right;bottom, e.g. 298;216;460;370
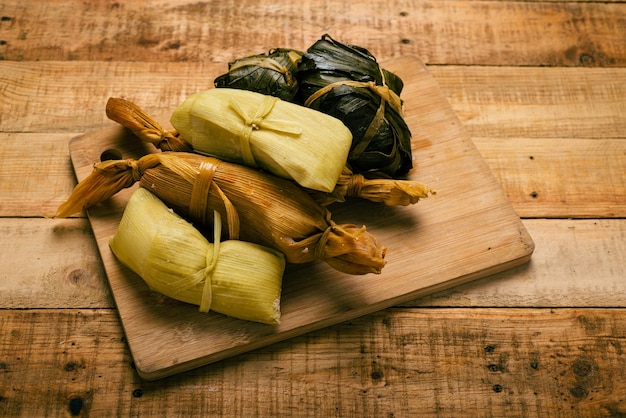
100;148;123;162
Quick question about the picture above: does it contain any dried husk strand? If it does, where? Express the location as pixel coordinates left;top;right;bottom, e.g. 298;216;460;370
105;97;433;207
309;167;436;207
105;97;193;153
109;187;285;324
55;152;387;275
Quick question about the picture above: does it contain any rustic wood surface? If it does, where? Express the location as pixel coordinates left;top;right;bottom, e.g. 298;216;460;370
0;0;624;416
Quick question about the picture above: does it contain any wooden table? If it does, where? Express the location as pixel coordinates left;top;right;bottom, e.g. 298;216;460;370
1;1;624;416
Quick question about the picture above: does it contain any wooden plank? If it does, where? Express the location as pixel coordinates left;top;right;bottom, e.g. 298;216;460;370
0;133;82;217
2;63;625;140
4;132;623;219
0;218;111;309
66;56;534;379
2;308;626;417
473;137;626;218
3;219;624;310
428;66;626;140
0;61;219;133
0;0;624;66
411;219;626;307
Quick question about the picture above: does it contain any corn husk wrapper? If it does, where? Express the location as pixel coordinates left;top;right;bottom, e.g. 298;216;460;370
55;152;387;275
169;88;353;193
310;166;435;207
110;188;285;324
296;34;413;177
214;48;303;101
105;97;432;207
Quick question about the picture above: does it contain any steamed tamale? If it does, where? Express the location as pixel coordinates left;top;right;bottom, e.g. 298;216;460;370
214;48;303;101
170;88;353;193
110;188;285;325
296;34;413;177
105;97;434;207
55;152;387;275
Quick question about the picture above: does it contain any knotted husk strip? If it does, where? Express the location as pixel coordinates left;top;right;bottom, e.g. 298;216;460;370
105;97;433;208
109;188;285;324
55;152;387;275
105;97;193;153
309;167;436;207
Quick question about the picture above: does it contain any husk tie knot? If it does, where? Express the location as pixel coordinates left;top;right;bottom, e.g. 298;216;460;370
315;220;336;261
346;173;365;198
127;159;142;182
229;95;303;166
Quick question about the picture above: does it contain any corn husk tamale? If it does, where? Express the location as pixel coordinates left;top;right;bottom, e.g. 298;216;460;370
296;34;413;177
55;152;387;275
105;97;433;207
214;48;303;101
110;188;285;324
310;167;436;207
169;88;352;193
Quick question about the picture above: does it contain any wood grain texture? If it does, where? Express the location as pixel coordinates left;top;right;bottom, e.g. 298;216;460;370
1;308;626;417
66;56;533;379
2;63;625;140
473;137;626;218
0;133;81;217
412;219;626;308
0;218;112;309
430;66;626;140
0;0;624;66
2;0;625;414
2;219;624;310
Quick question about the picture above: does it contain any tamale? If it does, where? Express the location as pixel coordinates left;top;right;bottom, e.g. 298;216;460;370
296;34;413;177
55;152;387;275
170;88;353;193
214;48;303;101
106;97;433;208
110;188;285;325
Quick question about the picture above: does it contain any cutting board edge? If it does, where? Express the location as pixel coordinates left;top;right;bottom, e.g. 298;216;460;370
132;246;534;381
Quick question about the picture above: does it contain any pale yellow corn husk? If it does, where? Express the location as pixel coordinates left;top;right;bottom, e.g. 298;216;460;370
170;88;353;193
109;188;285;325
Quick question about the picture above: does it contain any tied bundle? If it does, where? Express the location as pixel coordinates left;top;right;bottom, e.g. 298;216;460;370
110;188;285;325
296;34;413;177
106;97;434;207
54;152;387;275
170;88;353;193
214;48;303;101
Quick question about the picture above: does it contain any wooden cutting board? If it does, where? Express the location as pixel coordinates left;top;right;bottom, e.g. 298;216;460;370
68;56;534;380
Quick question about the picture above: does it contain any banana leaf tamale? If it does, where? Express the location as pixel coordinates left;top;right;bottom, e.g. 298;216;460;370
55;152;387;275
296;34;413;177
214;48;303;101
110;188;285;324
105;97;433;207
170;88;353;193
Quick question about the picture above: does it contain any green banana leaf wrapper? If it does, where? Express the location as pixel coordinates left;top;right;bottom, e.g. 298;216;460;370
296;34;413;177
214;48;303;101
